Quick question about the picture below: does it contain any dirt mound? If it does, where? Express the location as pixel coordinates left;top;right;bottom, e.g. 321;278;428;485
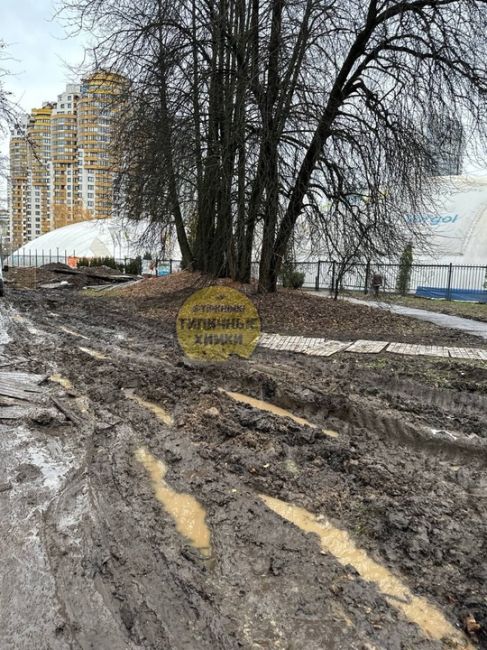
5;264;128;291
109;271;486;346
40;262;73;272
118;270;256;298
81;264;123;276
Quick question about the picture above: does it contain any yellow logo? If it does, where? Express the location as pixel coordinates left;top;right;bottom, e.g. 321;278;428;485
176;286;261;361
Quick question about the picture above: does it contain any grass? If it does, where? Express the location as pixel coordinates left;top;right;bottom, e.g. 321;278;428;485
351;292;487;323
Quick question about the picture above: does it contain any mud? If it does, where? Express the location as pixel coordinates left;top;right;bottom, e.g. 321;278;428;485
0;288;486;649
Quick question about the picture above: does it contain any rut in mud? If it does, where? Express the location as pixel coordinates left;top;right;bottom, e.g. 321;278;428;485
0;289;486;649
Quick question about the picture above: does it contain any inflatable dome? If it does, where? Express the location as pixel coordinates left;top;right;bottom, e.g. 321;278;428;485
8;218;148;266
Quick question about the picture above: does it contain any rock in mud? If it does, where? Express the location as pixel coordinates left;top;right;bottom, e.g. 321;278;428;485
204;406;220;418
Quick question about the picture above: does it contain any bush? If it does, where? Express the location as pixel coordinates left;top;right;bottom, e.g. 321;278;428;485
281;263;305;289
125;256;142;275
396;243;413;296
77;256;125;272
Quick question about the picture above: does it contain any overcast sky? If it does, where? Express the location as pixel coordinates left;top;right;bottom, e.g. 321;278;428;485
1;0;87;151
1;0;88;203
1;0;484;206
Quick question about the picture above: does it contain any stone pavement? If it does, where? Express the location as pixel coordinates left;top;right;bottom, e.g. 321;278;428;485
259;333;487;360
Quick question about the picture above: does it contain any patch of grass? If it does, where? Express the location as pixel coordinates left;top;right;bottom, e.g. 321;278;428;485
353;292;487;322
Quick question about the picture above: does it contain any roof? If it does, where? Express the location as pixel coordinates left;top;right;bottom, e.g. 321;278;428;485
11;218;145;260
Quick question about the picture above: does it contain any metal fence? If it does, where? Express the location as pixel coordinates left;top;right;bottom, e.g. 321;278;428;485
301;260;487;302
2;250;487;302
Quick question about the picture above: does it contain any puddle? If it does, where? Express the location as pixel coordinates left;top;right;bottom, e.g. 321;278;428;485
78;347;107;360
135;447;211;558
261;495;472;648
59;326;89;340
50;374;74;391
221;390;338;438
430;428;459;441
125;390;174;426
321;428;339;438
12;314;46;336
0;311;10;345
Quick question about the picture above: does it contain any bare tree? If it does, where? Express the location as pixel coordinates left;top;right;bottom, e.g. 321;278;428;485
0;41;19;179
60;0;487;290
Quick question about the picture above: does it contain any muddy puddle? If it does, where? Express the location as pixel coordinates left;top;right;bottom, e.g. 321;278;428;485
221;389;338;438
0;308;10;346
125;390;174;426
50;374;74;391
59;325;89;340
136;447;211;558
261;494;472;648
78;346;108;360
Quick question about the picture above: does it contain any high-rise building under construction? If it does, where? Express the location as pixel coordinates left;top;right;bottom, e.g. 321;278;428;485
8;71;123;249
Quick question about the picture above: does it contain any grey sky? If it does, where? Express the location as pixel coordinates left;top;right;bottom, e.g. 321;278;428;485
1;0;86;151
1;0;484;206
0;0;87;203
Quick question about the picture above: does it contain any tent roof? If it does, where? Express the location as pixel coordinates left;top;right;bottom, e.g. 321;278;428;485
13;218;144;259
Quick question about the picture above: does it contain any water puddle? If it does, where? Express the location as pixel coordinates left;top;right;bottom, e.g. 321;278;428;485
50;374;74;391
0;311;10;345
59;326;89;340
78;347;107;360
12;313;47;336
261;495;472;647
125;390;174;426
135;447;211;558
221;390;338;438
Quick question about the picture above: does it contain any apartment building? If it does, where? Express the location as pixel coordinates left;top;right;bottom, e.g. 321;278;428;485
9;118;29;249
9;71;124;247
0;207;10;242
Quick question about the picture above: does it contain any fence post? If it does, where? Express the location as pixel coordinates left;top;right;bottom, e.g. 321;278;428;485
315;260;321;291
170;258;173;274
364;260;371;294
446;263;453;301
35;250;38;267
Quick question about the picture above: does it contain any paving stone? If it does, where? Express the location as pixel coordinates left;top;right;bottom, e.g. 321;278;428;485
259;333;487;362
449;347;486;360
313;341;352;357
345;340;389;354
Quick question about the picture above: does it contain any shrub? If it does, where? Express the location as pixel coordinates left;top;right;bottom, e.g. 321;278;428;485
125;256;142;275
396;243;413;296
76;256;125;272
281;263;305;289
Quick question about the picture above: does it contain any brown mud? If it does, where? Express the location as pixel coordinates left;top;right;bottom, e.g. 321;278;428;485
0;288;486;649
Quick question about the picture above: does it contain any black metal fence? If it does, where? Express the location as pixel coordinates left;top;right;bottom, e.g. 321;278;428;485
3;250;487;302
301;260;487;302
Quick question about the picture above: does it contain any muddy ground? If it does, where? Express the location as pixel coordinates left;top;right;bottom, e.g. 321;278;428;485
0;285;486;650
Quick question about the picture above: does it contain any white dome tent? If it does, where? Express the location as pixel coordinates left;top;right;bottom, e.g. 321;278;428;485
7;218;151;267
